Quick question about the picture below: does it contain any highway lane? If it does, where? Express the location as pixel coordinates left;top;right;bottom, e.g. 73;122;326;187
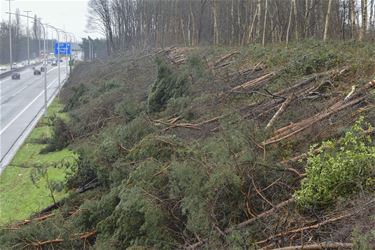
0;62;68;171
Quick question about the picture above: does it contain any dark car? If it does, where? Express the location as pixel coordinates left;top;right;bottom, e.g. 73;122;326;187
34;69;41;75
40;66;46;72
11;72;20;80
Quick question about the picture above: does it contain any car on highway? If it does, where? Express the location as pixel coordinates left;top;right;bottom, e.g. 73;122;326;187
11;63;18;69
51;60;57;66
34;69;41;75
11;72;20;80
40;66;46;72
0;66;7;71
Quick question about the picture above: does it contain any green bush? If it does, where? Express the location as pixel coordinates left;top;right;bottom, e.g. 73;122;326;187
41;117;72;153
147;59;189;113
294;117;375;208
286;49;341;75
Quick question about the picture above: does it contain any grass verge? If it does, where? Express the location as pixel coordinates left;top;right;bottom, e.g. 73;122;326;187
0;101;76;225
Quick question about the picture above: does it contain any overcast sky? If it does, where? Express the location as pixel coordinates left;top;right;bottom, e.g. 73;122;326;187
1;0;101;40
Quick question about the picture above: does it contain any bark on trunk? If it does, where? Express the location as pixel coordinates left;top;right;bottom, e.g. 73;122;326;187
323;0;333;41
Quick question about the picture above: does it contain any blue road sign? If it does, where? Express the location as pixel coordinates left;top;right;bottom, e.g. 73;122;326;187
54;42;71;55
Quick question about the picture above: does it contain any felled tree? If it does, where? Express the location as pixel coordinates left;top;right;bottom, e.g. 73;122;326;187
147;59;189;113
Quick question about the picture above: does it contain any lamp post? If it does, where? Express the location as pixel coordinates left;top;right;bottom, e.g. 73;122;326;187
46;24;61;91
24;10;32;65
7;11;48;115
6;0;14;69
58;29;69;76
38;18;47;115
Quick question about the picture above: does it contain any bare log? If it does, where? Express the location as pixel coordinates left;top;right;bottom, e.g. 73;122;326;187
231;72;276;92
266;95;293;129
213;51;239;67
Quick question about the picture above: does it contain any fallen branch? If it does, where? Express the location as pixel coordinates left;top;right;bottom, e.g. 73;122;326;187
30;238;64;247
269;242;353;250
79;230;97;240
257;199;375;245
164;123;201;131
225;198;294;234
13;213;55;228
187;198;295;249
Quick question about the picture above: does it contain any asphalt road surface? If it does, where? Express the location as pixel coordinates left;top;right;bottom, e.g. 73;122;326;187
0;63;68;172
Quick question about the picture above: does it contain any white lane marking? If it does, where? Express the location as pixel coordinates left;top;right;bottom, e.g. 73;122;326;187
1;67;66;100
10;85;28;97
0;78;58;135
0;66;60;84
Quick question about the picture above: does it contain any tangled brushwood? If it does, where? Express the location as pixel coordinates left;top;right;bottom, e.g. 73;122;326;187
1;42;375;249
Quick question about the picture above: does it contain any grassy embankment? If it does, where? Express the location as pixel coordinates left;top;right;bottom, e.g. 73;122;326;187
0;41;374;249
0;101;76;225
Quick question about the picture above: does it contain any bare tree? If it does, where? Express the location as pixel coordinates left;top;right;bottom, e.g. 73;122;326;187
262;0;268;46
324;0;334;41
359;0;368;41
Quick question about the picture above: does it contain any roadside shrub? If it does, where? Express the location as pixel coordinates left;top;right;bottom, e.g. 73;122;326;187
41;117;72;153
294;117;375;208
147;59;189;113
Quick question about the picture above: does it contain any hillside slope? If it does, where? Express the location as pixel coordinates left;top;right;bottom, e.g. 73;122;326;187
1;41;374;249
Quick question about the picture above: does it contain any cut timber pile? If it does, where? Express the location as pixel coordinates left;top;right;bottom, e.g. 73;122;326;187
163;47;193;65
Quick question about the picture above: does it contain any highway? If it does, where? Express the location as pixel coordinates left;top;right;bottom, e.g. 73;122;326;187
0;62;68;172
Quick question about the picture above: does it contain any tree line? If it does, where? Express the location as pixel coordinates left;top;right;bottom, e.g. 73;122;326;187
88;0;375;56
0;9;54;64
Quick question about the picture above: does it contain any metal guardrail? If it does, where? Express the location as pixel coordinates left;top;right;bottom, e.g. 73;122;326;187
0;62;43;79
0;69;16;79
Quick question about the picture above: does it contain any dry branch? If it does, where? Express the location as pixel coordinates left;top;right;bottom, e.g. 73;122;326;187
13;213;55;228
269;242;353;250
30;239;64;247
225;198;294;234
257;199;375;245
79;230;97;240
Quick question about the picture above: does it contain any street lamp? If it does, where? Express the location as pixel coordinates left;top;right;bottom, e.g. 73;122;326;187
6;0;14;69
38;18;47;115
45;24;61;91
7;11;48;115
24;10;32;65
58;29;69;76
